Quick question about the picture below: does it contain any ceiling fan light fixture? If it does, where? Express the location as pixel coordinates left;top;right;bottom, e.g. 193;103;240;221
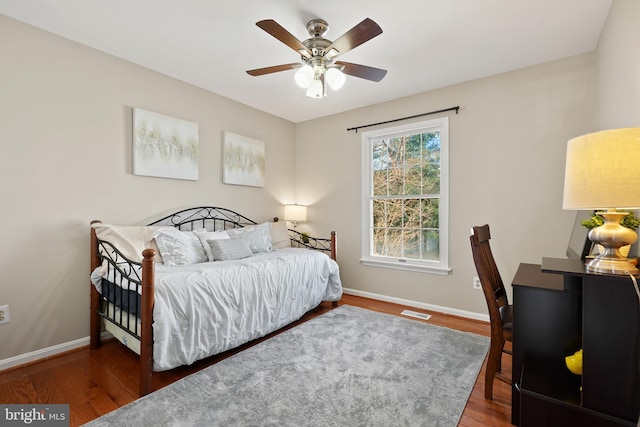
247;18;386;98
294;64;314;88
325;67;346;91
306;79;323;98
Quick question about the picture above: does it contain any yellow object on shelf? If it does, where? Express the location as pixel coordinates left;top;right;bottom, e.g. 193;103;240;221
565;349;583;375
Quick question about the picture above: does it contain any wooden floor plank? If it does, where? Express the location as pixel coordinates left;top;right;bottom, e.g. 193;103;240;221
0;295;513;426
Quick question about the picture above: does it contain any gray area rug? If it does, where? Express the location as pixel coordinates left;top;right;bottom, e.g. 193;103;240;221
84;305;489;427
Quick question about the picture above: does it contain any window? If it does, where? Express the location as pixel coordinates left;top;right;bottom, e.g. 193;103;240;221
361;117;450;274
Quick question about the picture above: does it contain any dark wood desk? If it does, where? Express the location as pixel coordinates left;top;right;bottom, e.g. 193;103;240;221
511;260;640;427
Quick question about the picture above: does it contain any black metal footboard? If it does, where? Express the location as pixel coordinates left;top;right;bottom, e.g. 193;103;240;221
94;239;143;340
288;229;337;261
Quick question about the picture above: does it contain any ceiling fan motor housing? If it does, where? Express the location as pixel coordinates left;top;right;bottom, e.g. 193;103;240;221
306;19;329;37
301;20;336;76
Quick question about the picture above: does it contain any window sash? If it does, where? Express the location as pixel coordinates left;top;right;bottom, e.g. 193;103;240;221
361;117;450;274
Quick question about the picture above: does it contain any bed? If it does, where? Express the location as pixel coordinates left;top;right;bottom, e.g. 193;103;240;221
89;206;342;396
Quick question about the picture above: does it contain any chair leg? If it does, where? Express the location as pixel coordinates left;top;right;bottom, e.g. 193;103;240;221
484;338;502;399
496;340;505;373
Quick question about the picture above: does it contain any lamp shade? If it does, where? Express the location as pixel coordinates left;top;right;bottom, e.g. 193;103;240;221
306;79;323;98
284;204;307;222
325;67;346;91
294;65;313;89
563;128;640;210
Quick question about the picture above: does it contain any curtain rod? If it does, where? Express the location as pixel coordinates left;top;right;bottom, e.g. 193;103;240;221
346;106;460;133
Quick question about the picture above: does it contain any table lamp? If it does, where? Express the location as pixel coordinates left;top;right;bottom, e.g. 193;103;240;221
284;204;307;229
562;128;640;275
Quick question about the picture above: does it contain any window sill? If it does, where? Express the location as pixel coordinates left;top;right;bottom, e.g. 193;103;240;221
359;258;452;275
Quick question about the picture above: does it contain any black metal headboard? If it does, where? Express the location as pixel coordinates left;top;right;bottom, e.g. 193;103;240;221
148;206;257;231
147;206;335;259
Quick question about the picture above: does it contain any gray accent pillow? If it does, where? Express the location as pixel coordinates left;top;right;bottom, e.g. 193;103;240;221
226;222;273;254
208;238;253;261
195;229;230;261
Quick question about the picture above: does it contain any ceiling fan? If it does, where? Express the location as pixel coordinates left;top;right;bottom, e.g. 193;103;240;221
246;18;387;98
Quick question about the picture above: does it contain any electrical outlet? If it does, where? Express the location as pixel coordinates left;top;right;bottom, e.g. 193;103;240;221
0;305;10;325
472;277;482;290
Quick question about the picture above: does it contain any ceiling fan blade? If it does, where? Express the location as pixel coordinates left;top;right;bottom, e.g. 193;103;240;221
326;18;383;57
336;61;387;82
246;63;300;76
256;20;312;57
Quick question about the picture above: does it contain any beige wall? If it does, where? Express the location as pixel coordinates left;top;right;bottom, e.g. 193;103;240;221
596;0;640;129
295;53;597;315
0;15;296;361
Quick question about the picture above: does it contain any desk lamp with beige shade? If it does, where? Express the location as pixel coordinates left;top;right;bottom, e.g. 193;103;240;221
563;128;640;275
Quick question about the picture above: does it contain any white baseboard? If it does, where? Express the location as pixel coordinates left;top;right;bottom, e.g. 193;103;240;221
0;331;112;372
342;287;489;322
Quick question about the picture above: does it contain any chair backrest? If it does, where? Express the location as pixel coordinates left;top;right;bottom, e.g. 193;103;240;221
470;224;509;325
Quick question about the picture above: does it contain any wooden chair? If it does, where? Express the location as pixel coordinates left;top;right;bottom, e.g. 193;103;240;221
470;224;513;399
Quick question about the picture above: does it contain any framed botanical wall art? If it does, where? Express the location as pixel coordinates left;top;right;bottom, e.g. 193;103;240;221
222;131;265;187
133;108;199;180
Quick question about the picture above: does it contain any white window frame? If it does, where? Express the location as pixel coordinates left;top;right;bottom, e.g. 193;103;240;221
360;117;450;275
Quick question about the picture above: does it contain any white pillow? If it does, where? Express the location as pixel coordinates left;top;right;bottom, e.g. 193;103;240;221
92;223;166;263
208;238;253;261
270;221;290;249
226;222;273;254
195;229;230;262
153;228;208;266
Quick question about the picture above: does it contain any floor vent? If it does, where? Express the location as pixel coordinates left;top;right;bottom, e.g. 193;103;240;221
400;310;432;321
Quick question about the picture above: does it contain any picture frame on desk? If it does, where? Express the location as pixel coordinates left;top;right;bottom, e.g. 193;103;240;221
566;210;594;260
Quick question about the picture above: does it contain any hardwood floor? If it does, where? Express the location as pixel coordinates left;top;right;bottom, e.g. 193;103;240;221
0;294;513;426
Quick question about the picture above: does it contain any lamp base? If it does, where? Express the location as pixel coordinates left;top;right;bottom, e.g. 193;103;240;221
586;256;638;275
586;209;639;276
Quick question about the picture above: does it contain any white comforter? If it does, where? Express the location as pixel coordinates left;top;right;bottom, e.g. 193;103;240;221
93;248;342;371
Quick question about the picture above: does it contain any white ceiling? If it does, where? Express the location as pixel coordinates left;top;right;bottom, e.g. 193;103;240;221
1;0;612;123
